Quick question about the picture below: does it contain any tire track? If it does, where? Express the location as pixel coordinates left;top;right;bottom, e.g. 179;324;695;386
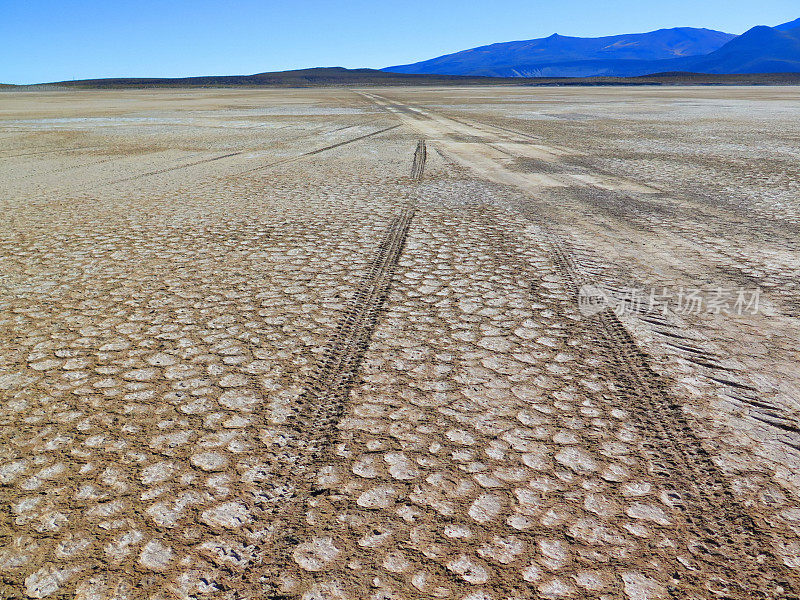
11;152;158;182
594;315;797;599
0;145;102;159
366;93;800;449
261;207;415;597
529;187;800;445
294;207;415;453
240;124;400;175
411;139;427;181
522;206;799;599
104;122;386;185
109;151;243;184
263;140;420;596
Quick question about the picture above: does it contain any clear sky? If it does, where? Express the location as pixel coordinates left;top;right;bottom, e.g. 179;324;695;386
2;0;798;84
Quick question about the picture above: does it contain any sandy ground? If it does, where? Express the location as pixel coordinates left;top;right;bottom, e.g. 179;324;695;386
0;86;799;599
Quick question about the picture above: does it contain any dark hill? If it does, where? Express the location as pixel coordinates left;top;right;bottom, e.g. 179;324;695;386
8;68;800;90
40;67;521;88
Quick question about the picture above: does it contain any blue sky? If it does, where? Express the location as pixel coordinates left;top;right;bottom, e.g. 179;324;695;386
2;0;798;84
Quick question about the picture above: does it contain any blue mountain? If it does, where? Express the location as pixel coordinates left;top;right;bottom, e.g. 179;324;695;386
677;25;800;74
384;28;736;77
383;20;800;77
775;18;800;31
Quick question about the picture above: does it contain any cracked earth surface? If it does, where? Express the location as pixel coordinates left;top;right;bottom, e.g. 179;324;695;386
0;86;799;599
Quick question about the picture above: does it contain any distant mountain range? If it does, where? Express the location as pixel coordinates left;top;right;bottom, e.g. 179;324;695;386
5;18;799;87
385;19;800;77
34;68;512;88
14;69;799;90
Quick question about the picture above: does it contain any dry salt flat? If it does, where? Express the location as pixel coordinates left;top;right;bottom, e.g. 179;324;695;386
0;86;799;599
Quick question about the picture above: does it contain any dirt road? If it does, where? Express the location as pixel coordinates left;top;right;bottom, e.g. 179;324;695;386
0;86;799;599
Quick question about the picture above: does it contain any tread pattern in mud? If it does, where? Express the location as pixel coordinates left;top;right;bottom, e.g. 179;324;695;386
242;124;401;175
294;207;416;453
110;152;244;184
537;213;799;599
4;87;800;600
411;140;427;181
259;207;417;597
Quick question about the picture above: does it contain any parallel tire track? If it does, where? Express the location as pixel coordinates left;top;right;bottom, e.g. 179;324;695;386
241;124;400;175
528;188;800;443
262;208;415;597
13;153;139;181
99;123;386;186
293;207;415;451
537;216;799;599
264;139;421;596
596;314;797;599
411;139;427;181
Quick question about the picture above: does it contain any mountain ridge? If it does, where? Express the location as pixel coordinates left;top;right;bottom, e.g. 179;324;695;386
10;68;800;89
6;18;800;86
384;20;800;77
385;27;736;76
677;25;800;74
775;18;800;31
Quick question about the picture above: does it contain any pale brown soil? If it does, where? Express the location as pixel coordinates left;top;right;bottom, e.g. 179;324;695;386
0;86;799;600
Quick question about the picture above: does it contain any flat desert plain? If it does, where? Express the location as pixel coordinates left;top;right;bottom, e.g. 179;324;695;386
1;86;799;600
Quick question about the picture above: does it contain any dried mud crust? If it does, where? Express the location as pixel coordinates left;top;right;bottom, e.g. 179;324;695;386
0;209;383;599
1;88;800;600
278;178;800;600
0;107;421;598
538;221;798;598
